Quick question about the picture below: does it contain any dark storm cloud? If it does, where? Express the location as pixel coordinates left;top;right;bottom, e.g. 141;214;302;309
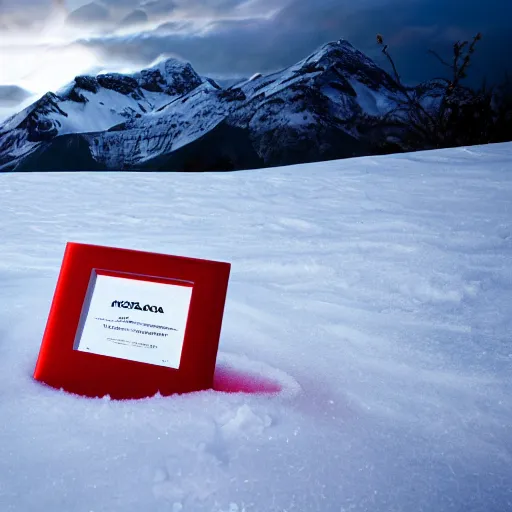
153;19;195;34
76;0;511;86
1;0;510;86
91;0;143;8
173;0;260;16
79;15;280;73
119;9;149;27
97;0;247;16
0;85;33;106
313;0;512;85
66;2;112;27
140;0;177;15
0;0;54;26
247;0;512;84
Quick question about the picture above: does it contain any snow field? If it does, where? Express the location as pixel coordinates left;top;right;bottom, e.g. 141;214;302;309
0;143;511;511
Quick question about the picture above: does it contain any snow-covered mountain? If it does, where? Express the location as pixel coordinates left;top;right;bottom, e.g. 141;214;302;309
0;40;403;171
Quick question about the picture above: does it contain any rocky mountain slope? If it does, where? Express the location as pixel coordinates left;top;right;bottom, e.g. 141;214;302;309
0;40;404;172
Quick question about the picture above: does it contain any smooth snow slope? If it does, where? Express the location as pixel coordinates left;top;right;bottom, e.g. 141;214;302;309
1;143;511;512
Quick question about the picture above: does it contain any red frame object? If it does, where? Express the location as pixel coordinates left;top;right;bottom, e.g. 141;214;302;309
33;242;231;399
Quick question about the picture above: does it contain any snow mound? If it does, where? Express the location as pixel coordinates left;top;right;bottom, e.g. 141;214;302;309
0;143;511;511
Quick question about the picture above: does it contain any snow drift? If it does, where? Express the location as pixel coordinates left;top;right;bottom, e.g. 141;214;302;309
0;143;511;511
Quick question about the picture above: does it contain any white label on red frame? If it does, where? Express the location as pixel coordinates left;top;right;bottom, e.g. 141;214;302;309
74;273;193;369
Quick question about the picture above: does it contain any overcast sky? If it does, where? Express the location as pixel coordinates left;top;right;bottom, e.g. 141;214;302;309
0;0;511;96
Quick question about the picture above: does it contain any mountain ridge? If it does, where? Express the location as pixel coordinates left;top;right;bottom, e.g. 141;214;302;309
0;39;404;172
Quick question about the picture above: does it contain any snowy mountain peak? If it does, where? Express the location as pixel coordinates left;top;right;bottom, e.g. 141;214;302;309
1;39;406;171
306;38;358;62
158;58;197;80
134;58;204;96
296;39;400;93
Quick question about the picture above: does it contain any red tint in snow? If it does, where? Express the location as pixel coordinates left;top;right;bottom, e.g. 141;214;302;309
213;364;281;394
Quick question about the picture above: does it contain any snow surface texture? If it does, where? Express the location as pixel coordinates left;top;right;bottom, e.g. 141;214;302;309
1;143;512;512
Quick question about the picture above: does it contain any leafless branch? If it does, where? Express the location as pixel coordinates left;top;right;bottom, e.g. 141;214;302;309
427;49;452;68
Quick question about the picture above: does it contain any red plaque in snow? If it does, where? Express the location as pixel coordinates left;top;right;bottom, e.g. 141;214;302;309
33;242;231;399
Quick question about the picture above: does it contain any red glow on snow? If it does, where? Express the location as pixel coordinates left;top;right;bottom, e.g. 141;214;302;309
213;365;281;394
